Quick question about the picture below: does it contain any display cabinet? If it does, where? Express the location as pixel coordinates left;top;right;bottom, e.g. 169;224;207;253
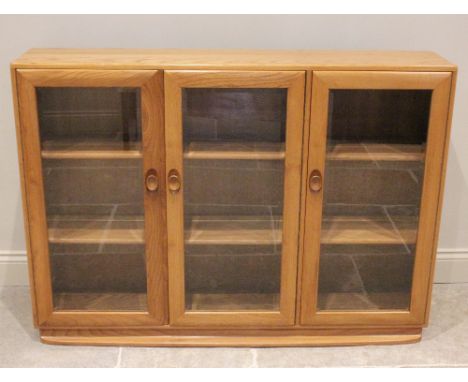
11;50;456;346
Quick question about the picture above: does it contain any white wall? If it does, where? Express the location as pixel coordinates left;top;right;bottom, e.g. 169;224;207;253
1;15;467;284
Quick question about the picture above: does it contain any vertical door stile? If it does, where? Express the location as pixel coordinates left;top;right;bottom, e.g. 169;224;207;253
141;71;168;324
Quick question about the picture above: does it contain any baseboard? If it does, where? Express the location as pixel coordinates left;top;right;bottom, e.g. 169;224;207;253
0;251;29;286
433;249;468;283
1;250;468;287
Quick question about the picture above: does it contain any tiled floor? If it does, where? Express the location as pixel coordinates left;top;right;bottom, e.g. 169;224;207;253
1;284;467;367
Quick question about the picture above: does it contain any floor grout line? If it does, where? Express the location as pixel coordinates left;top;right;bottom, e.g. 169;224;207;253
382;205;412;254
2;286;468;367
114;347;123;368
407;169;420;185
250;348;258;368
395;363;468;368
98;204;119;253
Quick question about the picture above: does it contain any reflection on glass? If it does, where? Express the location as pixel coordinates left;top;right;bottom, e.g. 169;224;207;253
36;87;147;311
182;88;287;311
317;90;432;311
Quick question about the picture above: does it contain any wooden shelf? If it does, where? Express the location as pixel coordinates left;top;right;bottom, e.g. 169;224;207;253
47;214;280;246
41;142;423;161
48;215;144;244
53;292;147;311
185;215;282;245
41;141;142;159
327;144;425;162
184;142;285;160
187;293;279;311
321;215;417;245
47;214;417;246
186;214;417;246
318;292;410;311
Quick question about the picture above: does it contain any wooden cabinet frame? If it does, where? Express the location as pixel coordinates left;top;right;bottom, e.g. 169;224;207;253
164;70;305;326
10;50;457;346
15;69;168;327
300;71;453;326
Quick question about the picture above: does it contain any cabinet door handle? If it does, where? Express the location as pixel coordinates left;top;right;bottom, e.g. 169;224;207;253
168;169;181;193
309;169;323;192
145;169;159;192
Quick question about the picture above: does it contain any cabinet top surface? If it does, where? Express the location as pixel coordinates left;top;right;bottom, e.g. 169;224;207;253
12;49;456;71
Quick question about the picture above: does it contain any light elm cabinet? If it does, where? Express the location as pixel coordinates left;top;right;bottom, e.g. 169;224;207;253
11;50;456;346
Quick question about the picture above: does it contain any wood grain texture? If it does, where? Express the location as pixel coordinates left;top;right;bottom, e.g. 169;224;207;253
11;51;456;345
41;141;142;159
409;72;452;323
184;142;285;160
165;70;305;327
15;69;168;327
299;70;329;326
188;293;280;311
321;215;417;245
140;71;168;325
46;213;414;246
327;144;424;162
295;70;313;325
318;292;411;311
39;325;422;346
12;49;456;72
185;215;282;245
40;332;421;347
17;70;55;325
40;311;163;328
53;293;147;311
423;70;458;325
11;66;40;327
48;226;144;244
300;71;453;327
17;69;156;87
40;326;423;334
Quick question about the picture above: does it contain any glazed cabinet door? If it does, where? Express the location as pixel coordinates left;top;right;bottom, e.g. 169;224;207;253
301;71;452;326
16;70;167;327
165;71;305;326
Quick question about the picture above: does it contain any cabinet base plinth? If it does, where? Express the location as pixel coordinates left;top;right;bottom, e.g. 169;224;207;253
40;329;422;347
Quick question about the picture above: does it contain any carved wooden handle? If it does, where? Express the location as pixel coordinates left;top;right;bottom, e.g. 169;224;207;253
309;169;322;192
145;169;159;192
168;169;181;193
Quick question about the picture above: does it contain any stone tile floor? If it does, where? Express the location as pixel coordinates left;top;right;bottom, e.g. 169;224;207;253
0;284;467;367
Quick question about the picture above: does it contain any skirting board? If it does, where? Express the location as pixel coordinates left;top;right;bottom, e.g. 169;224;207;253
1;250;468;287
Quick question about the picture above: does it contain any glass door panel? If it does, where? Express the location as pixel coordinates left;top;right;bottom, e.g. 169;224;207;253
300;71;452;326
37;87;147;311
182;88;286;311
318;89;431;311
165;71;305;326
